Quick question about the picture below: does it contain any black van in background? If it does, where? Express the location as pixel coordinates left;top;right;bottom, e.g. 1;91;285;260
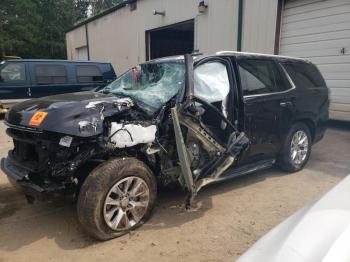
0;59;116;112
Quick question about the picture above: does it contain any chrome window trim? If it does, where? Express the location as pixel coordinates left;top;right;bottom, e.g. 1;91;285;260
242;63;296;99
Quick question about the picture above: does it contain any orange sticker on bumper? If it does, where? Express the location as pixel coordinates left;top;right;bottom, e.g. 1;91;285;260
29;112;48;126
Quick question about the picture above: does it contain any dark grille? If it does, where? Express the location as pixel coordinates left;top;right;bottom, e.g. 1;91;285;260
6;128;55;173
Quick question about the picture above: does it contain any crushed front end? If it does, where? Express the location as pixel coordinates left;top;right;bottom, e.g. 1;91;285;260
1;124;98;201
1;127;78;201
0;92;139;202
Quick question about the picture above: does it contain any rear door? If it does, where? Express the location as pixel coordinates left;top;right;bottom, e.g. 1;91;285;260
29;62;76;97
0;61;30;102
236;58;296;162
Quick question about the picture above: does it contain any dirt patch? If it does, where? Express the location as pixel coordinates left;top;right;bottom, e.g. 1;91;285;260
0;185;26;220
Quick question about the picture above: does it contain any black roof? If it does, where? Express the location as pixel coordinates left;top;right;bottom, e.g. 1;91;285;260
145;52;310;64
215;51;310;63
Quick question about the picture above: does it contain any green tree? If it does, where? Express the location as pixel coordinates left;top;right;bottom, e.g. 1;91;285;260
0;0;91;59
33;0;75;58
0;0;40;58
74;0;91;22
90;0;123;15
0;0;125;59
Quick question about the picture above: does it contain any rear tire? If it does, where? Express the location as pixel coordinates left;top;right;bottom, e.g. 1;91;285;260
77;157;157;240
277;123;312;172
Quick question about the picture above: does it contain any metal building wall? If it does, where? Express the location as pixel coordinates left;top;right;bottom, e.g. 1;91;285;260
66;25;87;60
66;0;280;74
242;0;279;54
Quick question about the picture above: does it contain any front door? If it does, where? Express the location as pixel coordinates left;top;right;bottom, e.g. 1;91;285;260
192;57;237;143
172;55;249;204
236;58;296;162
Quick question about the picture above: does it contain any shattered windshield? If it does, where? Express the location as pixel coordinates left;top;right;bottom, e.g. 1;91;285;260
104;62;185;113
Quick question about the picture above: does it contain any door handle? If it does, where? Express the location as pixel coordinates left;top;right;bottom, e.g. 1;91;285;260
280;101;293;107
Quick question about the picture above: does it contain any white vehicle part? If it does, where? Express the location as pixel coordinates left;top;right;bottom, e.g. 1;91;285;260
110;123;157;148
237;174;350;262
194;62;230;103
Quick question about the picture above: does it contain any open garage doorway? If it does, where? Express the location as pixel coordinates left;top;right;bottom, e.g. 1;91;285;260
146;20;194;60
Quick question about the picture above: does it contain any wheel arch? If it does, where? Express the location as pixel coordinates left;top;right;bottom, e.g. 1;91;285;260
295;118;316;142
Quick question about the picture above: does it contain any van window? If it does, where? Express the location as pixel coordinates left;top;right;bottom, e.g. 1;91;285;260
238;59;289;96
76;65;103;83
0;63;26;82
35;64;68;84
282;62;325;89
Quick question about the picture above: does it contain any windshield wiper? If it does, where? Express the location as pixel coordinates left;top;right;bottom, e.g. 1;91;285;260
97;88;110;94
110;92;131;98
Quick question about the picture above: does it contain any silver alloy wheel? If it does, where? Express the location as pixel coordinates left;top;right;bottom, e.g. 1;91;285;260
103;176;150;231
290;130;309;165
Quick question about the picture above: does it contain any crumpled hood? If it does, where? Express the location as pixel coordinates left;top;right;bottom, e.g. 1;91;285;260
5;92;134;137
237;175;350;262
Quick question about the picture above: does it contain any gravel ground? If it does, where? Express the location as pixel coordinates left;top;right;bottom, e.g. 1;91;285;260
0;120;349;262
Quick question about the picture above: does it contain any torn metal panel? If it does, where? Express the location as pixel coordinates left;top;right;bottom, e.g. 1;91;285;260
172;105;249;196
171;106;195;195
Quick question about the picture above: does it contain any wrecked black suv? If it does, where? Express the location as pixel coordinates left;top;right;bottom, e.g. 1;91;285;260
1;52;328;240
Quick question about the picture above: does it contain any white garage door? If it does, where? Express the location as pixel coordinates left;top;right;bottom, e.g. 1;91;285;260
76;46;88;61
280;0;350;121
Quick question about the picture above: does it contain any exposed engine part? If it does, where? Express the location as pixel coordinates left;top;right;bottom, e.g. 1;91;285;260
146;146;161;155
186;141;201;169
171;106;250;208
186;139;210;173
109;123;157;148
180;114;225;155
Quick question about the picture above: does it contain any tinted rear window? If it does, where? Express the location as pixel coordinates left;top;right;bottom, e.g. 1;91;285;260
238;59;291;96
76;65;103;83
282;62;325;89
35;64;68;84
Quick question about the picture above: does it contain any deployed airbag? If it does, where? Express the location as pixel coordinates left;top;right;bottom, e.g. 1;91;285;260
194;62;230;103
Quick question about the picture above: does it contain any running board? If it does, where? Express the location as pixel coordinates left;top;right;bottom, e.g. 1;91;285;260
221;158;276;180
194;158;276;193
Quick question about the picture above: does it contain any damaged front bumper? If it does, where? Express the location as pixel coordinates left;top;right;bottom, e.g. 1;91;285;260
1;157;68;202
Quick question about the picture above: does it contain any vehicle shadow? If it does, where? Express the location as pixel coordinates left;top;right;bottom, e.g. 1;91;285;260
0;167;283;252
145;167;285;227
306;120;350;177
327;120;350;131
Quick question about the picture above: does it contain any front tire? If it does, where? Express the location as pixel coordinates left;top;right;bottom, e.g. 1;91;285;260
277;123;312;172
77;157;157;240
